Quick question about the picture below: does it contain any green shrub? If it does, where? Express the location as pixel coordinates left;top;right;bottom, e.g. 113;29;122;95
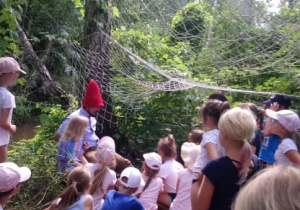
6;105;69;210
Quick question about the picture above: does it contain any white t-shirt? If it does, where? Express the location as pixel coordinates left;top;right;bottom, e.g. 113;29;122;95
170;168;193;210
86;163;117;210
158;159;183;193
135;175;163;210
193;129;224;173
275;138;298;166
0;87;15;146
0;204;3;210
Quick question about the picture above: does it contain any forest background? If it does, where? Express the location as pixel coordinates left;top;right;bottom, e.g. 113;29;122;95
1;0;300;209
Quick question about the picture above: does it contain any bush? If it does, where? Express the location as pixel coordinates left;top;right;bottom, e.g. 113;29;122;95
6;105;69;209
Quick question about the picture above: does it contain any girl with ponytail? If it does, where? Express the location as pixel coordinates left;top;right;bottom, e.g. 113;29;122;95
46;165;93;210
86;136;117;210
157;134;184;209
191;107;260;210
135;152;163;210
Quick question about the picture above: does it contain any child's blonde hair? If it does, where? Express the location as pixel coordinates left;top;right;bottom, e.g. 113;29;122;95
188;129;203;145
49;166;91;210
218;107;256;184
157;134;177;158
61;116;88;141
233;165;300;210
199;99;230;126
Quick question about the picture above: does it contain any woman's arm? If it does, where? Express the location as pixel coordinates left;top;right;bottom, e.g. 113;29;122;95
192;174;215;210
285;150;300;165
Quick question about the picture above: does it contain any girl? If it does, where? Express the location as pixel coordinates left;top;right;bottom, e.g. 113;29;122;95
233;165;300;210
86;136;117;210
135;152;163;210
191;107;258;210
265;109;300;165
45;165;93;210
0;57;26;163
170;142;200;210
157;134;184;209
191;99;230;185
56;115;88;173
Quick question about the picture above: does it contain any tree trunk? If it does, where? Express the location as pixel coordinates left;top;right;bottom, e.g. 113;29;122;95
15;20;73;108
82;0;116;138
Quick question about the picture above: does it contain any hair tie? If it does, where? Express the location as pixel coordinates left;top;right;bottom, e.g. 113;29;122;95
243;139;248;143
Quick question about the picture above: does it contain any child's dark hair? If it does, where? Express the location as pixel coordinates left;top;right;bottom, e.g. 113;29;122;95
199;99;230;125
49;166;91;210
157;134;177;158
188;129;203;144
208;92;227;102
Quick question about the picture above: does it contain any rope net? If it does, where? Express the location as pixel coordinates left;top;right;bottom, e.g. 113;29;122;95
67;0;300;125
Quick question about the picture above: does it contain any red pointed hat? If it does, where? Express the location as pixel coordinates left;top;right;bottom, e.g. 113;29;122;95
83;80;104;108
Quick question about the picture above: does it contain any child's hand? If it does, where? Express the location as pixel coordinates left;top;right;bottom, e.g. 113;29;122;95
10;124;17;133
270;102;280;111
82;141;89;151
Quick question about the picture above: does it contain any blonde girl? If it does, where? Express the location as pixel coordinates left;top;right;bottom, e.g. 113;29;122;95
135;152;163;210
157;134;184;209
86;136;117;210
56;115;88;173
46;165;93;210
233;165;300;210
0;57;26;163
191;107;257;210
265;109;300;166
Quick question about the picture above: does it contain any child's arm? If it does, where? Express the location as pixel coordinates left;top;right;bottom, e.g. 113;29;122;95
80;155;88;165
191;174;214;210
84;194;94;210
205;143;219;160
0;108;16;133
285;150;300;165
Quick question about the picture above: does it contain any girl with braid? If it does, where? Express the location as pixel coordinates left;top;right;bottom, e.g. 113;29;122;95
46;165;93;210
191;107;259;210
135;152;163;210
86;136;117;210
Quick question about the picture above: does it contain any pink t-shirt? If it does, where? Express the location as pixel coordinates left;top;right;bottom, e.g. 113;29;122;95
135;175;163;210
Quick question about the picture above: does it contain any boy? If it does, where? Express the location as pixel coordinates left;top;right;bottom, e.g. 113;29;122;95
0;162;31;209
102;167;145;210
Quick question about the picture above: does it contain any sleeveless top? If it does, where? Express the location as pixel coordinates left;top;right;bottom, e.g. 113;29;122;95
55;194;85;210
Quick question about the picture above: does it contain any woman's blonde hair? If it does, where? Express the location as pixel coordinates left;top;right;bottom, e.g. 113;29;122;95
233;165;300;210
49;166;91;210
218;107;256;184
61;116;88;141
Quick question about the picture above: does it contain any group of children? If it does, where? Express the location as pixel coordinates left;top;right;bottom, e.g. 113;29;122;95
1;56;300;210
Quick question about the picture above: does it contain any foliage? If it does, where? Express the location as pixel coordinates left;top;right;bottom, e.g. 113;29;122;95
7;106;69;209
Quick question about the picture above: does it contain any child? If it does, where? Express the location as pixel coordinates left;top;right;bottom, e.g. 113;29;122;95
239;103;265;156
265;109;300;165
191;107;259;210
86;136;117;210
0;57;26;163
192;99;230;182
233;165;300;210
101;167;145;210
135;152;163;210
157;134;184;209
0;162;31;209
56;115;89;173
45;165;93;210
170;142;200;210
188;129;203;145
